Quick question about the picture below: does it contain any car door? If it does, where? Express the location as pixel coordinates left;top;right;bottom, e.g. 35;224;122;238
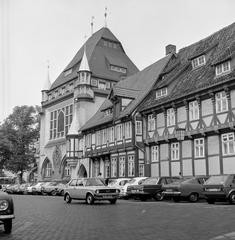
74;179;85;199
67;179;78;198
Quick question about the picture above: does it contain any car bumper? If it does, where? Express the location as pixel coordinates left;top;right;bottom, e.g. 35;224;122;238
94;194;118;200
163;191;181;197
0;214;15;220
126;192;149;196
204;192;227;199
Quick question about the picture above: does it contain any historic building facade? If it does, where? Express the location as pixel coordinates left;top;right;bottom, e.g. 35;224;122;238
38;26;139;182
138;22;235;177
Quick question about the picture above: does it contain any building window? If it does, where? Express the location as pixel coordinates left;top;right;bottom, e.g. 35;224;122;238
91;79;97;86
222;133;235;156
79;139;84;152
103;40;107;46
94;161;99;177
148;114;155;131
106;82;111;89
57;111;65;137
111;158;117;177
194;138;204;158
104;160;110;178
101;129;107;144
167;108;175;126
98;81;106;90
136;121;142;135
116;124;122;141
109;127;114;143
113;43;117;49
151;146;158;162
96;131;101;146
110;65;127;74
104;109;112;116
45;162;52;177
125;122;132;139
128;155;135;177
86;134;91;148
216;91;228;113
189;101;199;121
156;88;167;98
64;162;70;177
171;143;179;160
64;68;72;76
216;61;230;76
192;55;206;69
119;157;125;177
139;164;144;177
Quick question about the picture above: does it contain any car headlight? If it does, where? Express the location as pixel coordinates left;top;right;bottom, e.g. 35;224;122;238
0;200;9;211
95;190;99;194
116;189;120;193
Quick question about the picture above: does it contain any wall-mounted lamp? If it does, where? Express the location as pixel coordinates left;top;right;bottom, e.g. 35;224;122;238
175;128;186;141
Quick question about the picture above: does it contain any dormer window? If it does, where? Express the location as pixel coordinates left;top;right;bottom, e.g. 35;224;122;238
156;88;167;98
216;61;230;76
192;55;206;69
98;81;106;90
111;65;127;74
104;109;112;116
64;69;72;76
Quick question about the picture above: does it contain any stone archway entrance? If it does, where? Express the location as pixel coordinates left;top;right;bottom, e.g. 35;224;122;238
77;164;87;178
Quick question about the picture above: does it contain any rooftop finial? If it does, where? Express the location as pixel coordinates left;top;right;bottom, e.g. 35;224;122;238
91;16;94;35
104;7;107;28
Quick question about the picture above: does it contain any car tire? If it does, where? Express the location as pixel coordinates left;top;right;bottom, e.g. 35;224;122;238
188;193;199;203
51;190;57;196
60;190;64;196
206;199;215;204
109;199;117;204
134;196;140;200
3;219;12;233
154;191;164;201
86;193;94;205
42;192;47;196
65;194;72;203
229;192;235;204
173;197;180;202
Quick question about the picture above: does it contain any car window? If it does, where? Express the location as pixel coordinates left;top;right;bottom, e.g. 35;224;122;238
69;180;77;186
204;175;229;185
76;180;83;186
108;180;117;186
138;179;145;185
128;179;136;184
142;178;159;185
119;180;128;186
85;179;105;186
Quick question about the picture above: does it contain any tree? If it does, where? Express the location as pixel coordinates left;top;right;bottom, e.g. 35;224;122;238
0;105;40;183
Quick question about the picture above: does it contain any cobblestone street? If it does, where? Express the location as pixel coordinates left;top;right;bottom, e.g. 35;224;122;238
0;195;234;240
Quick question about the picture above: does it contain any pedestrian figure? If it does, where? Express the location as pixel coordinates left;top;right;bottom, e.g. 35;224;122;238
179;172;182;179
97;172;103;178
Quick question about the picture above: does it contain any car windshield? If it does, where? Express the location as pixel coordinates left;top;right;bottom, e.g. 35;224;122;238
204;175;229;185
128;179;136;184
181;178;198;184
108;180;117;186
84;179;105;186
142;178;159;185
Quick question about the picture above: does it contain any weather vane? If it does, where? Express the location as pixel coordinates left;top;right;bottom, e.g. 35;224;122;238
104;7;107;28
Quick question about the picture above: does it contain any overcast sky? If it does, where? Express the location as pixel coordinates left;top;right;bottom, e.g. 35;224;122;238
1;0;235;123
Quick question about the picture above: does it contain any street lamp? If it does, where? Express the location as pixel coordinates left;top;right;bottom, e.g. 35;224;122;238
175;128;186;141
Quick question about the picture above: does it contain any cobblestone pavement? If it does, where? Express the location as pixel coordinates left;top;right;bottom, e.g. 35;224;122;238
0;195;234;240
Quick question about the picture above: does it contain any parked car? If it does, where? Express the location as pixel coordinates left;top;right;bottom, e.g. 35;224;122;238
120;177;148;199
41;182;67;196
0;190;15;233
32;182;49;195
64;178;120;205
25;183;37;195
108;178;131;193
4;184;20;194
203;174;235;204
126;176;179;201
162;176;209;202
16;183;33;194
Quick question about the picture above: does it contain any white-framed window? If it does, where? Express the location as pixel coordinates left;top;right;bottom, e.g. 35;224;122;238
194;138;205;158
64;68;72;76
110;65;127;74
119;157;125;177
125;122;132;139
116;124;122;141
171;143;179;160
192;55;206;69
128;155;135;177
222;133;235;156
109;127;114;142
91;79;98;86
216;91;228;113
103;40;107;46
64;162;70;177
101;129;107;144
156;87;167;98
189;101;199;121
79;139;84;151
104;160;110;178
94;161;99;177
45;162;52;177
98;81;106;90
148;114;155;131
167;108;175;126
106;82;111;89
216;61;230;76
139;164;144;177
96;131;101;146
86;134;91;147
136;121;142;135
151;146;159;162
111;158;117;177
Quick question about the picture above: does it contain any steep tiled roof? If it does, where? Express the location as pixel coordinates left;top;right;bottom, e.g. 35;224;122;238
139;22;235;112
80;53;172;131
50;27;139;90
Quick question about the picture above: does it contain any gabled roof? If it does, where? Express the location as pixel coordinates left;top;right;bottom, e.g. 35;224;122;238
80;53;173;131
50;27;139;90
138;22;235;112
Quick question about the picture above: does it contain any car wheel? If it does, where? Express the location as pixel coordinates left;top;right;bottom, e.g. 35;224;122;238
109;199;117;204
60;190;64;196
229;192;235;204
173;197;180;202
42;192;48;196
86;193;94;205
65;194;72;203
3;219;12;233
206;199;215;204
134;196;140;200
140;196;147;201
51;190;57;196
154;191;164;201
188;193;199;203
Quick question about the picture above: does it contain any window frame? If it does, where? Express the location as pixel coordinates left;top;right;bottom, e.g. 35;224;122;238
215;91;228;113
171;142;179;160
151;146;159;162
119;157;125;177
189;101;199;121
216;61;231;76
148;114;155;131
194;138;205;158
192;55;206;69
167;108;175;126
222;133;235;156
111;158;117;177
128;155;135;177
136;121;142;135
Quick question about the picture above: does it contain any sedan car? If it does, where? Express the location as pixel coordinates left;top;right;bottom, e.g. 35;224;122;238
41;182;67;196
162;176;209;202
0;189;15;233
203;174;235;204
32;182;49;195
126;176;179;201
64;178;120;205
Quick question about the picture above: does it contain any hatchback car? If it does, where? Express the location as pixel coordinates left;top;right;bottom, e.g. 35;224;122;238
108;178;131;192
64;178;120;205
162;176;209;202
0;188;15;233
203;174;235;204
41;182;67;196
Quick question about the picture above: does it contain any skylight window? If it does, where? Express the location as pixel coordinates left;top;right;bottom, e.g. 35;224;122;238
111;65;126;73
64;69;72;76
216;61;231;76
156;88;167;98
192;55;206;69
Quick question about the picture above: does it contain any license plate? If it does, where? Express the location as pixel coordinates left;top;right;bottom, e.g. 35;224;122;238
103;196;113;198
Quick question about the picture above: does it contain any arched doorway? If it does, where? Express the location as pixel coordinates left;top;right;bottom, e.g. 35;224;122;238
77;164;87;178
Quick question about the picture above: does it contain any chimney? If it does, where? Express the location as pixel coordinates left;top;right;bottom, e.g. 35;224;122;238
165;44;176;55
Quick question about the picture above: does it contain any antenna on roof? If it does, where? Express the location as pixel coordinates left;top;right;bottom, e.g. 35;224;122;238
104;7;107;28
91;16;94;36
